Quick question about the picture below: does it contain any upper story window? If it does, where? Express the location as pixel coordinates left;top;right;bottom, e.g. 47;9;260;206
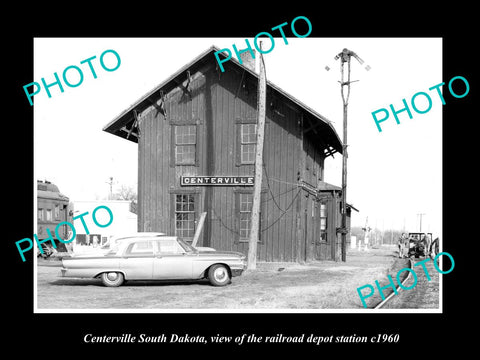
174;125;196;165
240;123;257;164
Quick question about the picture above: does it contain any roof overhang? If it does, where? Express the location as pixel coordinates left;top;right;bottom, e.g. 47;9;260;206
103;46;343;156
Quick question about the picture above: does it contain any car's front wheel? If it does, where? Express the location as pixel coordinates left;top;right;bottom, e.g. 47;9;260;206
208;264;231;286
100;272;124;287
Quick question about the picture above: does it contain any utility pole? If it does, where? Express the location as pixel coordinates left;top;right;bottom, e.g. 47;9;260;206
390;220;394;244
340;53;349;261
362;216;371;250
417;213;426;232
327;48;370;261
106;176;114;200
247;45;266;270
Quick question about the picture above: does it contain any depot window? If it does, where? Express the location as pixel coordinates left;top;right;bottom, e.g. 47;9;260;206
240;124;257;164
319;202;327;242
239;193;253;240
235;190;265;243
173;193;197;241
236;118;268;166
173;125;197;165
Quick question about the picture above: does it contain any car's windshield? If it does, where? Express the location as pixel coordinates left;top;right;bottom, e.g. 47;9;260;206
177;238;197;253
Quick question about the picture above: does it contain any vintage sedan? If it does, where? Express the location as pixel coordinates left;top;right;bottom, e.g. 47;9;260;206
60;236;247;287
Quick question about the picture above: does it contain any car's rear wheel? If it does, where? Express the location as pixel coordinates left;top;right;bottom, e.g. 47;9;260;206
208;264;231;286
100;272;124;287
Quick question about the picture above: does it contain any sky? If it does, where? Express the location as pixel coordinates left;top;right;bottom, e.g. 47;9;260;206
34;37;442;236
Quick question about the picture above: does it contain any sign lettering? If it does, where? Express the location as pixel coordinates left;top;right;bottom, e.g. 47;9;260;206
181;176;254;186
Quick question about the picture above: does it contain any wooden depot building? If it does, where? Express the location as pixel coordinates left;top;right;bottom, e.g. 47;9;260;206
103;46;356;262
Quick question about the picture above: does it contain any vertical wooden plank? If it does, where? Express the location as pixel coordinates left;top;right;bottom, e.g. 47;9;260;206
203;71;214;247
329;195;336;260
164;101;171;233
296;113;306;263
157;108;165;232
277;109;286;262
148;113;155;232
227;74;236;253
167;94;175;235
144;114;151;231
137;112;144;232
289;111;299;262
215;78;223;250
259;101;271;262
267;110;276;262
151;109;158;231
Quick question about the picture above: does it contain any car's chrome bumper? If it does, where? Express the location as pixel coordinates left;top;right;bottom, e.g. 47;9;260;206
231;260;247;277
232;269;244;277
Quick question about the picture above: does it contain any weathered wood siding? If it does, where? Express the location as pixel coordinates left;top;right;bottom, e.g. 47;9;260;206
137;61;332;262
137;65;208;234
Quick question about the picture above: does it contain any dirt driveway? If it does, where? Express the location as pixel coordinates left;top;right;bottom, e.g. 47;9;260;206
35;246;429;311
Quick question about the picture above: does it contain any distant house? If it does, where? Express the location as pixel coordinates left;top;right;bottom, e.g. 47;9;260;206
71;200;137;254
103;46;354;262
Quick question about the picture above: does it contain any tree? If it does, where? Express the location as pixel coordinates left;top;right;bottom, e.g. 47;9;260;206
112;185;137;214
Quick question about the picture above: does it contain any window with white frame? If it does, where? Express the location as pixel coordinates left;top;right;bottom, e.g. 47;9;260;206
240;124;257;164
174;125;196;165
239;193;253;240
174;194;196;239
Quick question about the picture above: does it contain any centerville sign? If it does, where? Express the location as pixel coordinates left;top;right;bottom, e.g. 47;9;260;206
180;176;254;186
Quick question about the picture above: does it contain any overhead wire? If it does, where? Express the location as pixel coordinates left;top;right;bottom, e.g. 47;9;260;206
209;162;302;236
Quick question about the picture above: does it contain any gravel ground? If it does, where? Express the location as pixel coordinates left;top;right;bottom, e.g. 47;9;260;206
35;246;437;311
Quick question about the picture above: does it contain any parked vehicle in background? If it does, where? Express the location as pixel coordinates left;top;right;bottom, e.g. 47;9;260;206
60;236;246;287
95;232;166;254
72;232;215;256
408;233;432;258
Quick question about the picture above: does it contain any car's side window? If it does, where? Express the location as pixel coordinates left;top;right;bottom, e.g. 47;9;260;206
125;241;154;256
157;239;185;255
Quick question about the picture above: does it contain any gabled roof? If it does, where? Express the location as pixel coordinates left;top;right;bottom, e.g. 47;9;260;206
103;45;342;157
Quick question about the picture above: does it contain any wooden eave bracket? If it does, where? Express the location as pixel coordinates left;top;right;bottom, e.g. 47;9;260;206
126;110;140;140
173;71;193;100
147;91;168;120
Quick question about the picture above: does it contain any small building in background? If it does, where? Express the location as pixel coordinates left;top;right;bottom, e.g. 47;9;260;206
71;200;137;254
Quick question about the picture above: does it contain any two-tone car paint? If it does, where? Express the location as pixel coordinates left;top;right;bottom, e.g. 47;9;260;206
60;236;246;286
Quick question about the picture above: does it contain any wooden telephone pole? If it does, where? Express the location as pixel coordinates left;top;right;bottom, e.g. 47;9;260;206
327;48;370;261
417;213;426;232
247;48;267;270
